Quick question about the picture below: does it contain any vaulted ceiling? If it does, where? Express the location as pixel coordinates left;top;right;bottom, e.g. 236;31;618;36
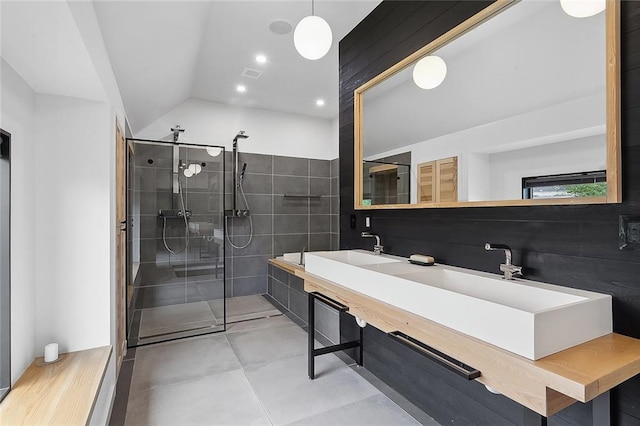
93;1;381;133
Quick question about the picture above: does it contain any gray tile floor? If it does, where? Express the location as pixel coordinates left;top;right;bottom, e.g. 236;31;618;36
137;295;282;343
121;314;441;425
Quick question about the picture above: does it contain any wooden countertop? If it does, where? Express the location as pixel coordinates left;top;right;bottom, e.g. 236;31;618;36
269;257;305;275
0;345;112;425
299;270;640;417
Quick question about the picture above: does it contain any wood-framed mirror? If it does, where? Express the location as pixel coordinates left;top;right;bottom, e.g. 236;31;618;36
354;0;620;210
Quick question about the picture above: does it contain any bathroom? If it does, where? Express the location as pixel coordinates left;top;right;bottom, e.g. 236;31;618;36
1;0;640;425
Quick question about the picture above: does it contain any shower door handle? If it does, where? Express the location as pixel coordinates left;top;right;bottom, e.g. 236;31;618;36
119;220;127;232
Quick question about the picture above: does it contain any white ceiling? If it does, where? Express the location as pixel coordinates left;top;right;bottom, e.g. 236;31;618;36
1;1;106;102
93;0;381;133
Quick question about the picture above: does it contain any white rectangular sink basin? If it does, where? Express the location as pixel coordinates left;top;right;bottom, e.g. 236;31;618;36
280;252;302;265
304;250;612;360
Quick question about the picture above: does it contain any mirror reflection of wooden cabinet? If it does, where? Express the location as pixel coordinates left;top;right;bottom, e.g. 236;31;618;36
418;156;458;203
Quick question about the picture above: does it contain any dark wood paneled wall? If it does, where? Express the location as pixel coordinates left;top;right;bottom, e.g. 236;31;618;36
338;1;640;424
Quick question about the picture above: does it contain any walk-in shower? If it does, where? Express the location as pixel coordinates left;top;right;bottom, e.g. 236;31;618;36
126;129;226;346
126;128;281;347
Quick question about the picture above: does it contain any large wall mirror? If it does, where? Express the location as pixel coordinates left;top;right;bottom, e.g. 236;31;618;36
354;0;620;209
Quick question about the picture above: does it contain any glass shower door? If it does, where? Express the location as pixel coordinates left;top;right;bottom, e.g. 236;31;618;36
126;140;225;346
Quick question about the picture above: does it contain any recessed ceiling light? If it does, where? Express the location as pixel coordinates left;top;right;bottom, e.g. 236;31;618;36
236;85;247;93
255;54;267;64
316;99;325;107
269;20;292;35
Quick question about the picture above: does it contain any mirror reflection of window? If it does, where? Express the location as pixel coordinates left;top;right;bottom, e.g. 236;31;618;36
522;170;606;200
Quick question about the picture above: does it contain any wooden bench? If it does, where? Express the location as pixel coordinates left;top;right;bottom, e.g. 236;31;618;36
0;346;112;425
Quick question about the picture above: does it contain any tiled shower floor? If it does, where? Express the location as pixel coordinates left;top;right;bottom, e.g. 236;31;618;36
112;314;441;426
137;295;283;343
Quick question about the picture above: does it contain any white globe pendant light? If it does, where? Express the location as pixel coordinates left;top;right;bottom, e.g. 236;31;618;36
294;1;332;60
413;56;447;90
560;0;606;18
206;146;222;157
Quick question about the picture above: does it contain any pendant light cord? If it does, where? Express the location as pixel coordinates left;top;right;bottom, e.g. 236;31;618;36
312;0;314;16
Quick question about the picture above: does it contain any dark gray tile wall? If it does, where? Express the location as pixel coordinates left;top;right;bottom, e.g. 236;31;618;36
225;153;340;298
130;142;340;304
129;141;226;316
267;264;340;343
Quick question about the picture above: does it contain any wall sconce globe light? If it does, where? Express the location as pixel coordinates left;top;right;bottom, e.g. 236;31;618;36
206;147;222;157
560;0;605;18
188;164;202;175
413;55;447;90
294;1;332;60
184;168;194;178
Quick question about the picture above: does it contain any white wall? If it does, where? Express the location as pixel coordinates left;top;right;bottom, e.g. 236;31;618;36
488;135;605;200
136;98;336;160
33;94;112;353
0;59;37;384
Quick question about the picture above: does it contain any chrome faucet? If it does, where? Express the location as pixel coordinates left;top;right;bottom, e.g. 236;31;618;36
485;243;523;280
361;232;383;255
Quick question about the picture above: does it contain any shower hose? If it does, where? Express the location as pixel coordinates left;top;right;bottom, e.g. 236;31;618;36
162;177;189;254
225;180;253;249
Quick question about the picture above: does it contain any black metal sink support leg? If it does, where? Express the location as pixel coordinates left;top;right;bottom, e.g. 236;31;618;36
308;291;362;379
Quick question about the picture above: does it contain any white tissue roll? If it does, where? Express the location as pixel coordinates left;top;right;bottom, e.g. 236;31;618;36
44;343;58;362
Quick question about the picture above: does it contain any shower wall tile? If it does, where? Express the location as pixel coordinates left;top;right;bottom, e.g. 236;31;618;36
309;196;330;215
229;235;272;257
238;153;273;174
310;159;331;178
330;158;339;178
309;215;331;234
274;214;308;235
273;175;309;195
310;177;330;195
330;214;339;235
241;173;273;195
135;284;186;309
138;216;160;238
274;234;307;256
232;276;267;297
227;214;272;236
331;176;339;197
309;233;331;251
273;195;308;215
330;195;339;215
274;156;308;176
243;194;273;215
232;255;268;278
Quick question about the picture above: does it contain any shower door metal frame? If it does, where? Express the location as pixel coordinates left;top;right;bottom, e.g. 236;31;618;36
125;138;227;347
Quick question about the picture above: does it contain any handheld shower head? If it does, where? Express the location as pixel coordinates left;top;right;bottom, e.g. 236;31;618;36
240;163;248;180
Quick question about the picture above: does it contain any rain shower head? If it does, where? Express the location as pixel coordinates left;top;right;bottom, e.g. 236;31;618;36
171;125;185;142
233;130;249;143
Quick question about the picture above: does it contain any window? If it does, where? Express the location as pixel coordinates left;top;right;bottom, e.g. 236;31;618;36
0;129;10;401
522;170;606;200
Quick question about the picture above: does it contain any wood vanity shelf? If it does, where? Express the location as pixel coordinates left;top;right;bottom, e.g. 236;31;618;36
296;268;640;426
0;346;112;425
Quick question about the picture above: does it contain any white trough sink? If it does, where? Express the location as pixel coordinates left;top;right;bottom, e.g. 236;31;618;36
304;250;612;360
